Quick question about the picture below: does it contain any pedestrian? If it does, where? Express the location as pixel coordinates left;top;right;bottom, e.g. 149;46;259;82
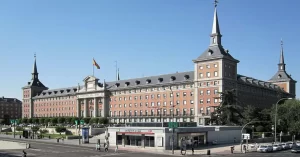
191;147;194;155
105;143;108;152
243;145;247;153
115;145;118;153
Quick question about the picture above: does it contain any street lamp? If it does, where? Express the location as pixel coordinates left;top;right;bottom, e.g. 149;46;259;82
274;97;292;143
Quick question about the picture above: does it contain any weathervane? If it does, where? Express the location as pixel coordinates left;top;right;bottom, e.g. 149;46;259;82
281;38;283;46
214;0;219;7
34;52;36;58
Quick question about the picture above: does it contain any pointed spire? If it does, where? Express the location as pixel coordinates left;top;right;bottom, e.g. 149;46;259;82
210;0;222;46
117;68;120;81
280;38;285;64
32;53;38;80
278;38;286;71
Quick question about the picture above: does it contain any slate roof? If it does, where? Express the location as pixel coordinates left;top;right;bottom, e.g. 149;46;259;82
269;71;296;83
237;74;285;92
0;97;22;103
193;45;239;63
31;71;288;99
33;87;78;99
105;71;194;90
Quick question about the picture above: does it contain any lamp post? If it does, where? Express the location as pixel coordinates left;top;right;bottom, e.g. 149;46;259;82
275;97;292;143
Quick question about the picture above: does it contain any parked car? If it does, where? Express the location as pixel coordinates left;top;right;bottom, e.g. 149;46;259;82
273;144;282;151
291;146;300;153
296;142;300;146
286;142;294;148
281;143;290;149
257;145;273;153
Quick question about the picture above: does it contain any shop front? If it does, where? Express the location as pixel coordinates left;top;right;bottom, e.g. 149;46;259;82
116;128;158;148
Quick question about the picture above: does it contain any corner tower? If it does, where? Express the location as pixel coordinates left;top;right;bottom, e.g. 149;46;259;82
192;0;239;125
22;54;48;118
268;40;296;97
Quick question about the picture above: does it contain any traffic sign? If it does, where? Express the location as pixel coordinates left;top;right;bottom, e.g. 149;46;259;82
75;120;78;125
80;120;84;125
168;122;178;128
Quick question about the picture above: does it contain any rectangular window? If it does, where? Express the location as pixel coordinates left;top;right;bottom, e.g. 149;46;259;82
183;100;187;105
214;89;218;94
207;99;211;104
214;71;218;77
190;100;194;104
200;99;203;104
183;92;187;97
200;90;204;95
214;64;218;68
206;65;210;68
207;72;211;78
199;73;203;78
214;81;218;85
214;98;218;103
207;90;211;95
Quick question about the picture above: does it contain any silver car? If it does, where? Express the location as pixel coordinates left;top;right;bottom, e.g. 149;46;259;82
257;145;273;153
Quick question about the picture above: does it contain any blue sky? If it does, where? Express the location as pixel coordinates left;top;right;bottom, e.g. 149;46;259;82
0;0;299;100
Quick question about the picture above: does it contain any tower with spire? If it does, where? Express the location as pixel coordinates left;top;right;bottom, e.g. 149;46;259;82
22;54;48;118
192;0;240;125
268;39;296;97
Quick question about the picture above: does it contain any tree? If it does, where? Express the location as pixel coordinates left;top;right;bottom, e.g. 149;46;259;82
40;129;48;135
65;117;72;124
31;126;40;133
55;126;67;135
272;99;300;135
83;117;91;124
71;117;78;125
51;117;58;124
39;118;45;124
210;89;243;125
58;117;65;124
28;118;33;124
90;118;99;124
32;118;38;124
99;117;108;124
21;118;28;124
16;126;24;132
44;118;50;125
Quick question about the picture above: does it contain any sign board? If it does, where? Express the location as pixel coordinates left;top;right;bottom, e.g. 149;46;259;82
77;93;103;99
242;133;250;140
168;122;178;128
215;126;220;131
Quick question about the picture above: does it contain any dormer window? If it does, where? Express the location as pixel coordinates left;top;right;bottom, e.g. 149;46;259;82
125;82;130;86
184;75;189;80
135;80;140;85
42;92;46;95
48;92;52;95
60;90;64;93
208;49;213;56
66;89;70;93
170;76;176;81
146;79;151;84
54;91;58;94
278;74;282;78
73;88;77;92
115;83;120;87
158;78;163;83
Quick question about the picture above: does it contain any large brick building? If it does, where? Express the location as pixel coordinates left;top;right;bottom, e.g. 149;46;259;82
0;96;22;119
22;4;296;125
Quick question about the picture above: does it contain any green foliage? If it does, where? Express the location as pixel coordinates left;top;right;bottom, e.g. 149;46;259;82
83;117;91;124
40;129;48;134
255;125;265;132
21;118;28;124
32;118;38;124
28;118;33;123
99;117;108;124
51;117;58;124
272;99;300;135
210;89;243;125
58;117;65;124
65;117;72;124
44;118;50;124
16;126;23;131
71;117;79;125
31;126;40;133
0;119;4;124
89;118;99;124
39;118;45;124
55;126;67;133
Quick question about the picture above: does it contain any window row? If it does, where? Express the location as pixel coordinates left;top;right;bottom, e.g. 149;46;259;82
199;64;218;69
110;100;194;108
109;108;195;116
200;89;219;95
112;92;194;101
199;98;219;104
199;71;218;78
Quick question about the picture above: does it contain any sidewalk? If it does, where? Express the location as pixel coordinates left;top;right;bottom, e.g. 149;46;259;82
0;134;244;156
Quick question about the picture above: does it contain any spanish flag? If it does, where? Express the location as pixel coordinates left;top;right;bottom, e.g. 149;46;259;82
93;58;100;69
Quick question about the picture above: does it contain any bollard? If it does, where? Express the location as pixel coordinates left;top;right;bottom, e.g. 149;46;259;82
57;138;59;143
49;136;51;139
20;135;21;139
207;150;211;155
